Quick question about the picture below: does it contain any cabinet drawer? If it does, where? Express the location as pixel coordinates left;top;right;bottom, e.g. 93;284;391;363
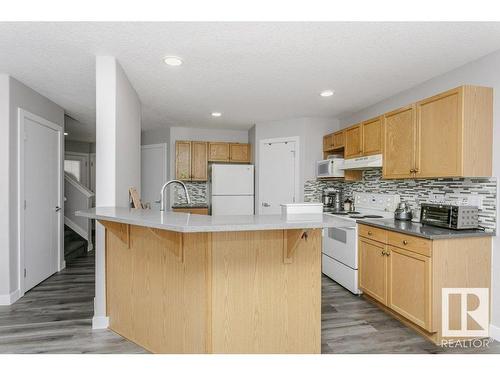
387;231;431;257
358;224;387;243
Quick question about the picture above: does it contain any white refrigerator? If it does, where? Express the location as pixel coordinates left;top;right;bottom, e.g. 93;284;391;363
210;164;254;215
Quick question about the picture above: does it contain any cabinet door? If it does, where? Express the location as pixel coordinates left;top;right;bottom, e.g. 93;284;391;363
362;117;382;156
332;131;345;149
230;143;251;163
344;124;362;159
175;141;191;180
416;88;463;178
387;246;433;331
358;238;387;305
323;134;334;151
383;105;416;179
209;142;230;162
191;141;208;181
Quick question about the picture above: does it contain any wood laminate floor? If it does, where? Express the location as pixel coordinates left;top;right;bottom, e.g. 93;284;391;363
1;252;498;354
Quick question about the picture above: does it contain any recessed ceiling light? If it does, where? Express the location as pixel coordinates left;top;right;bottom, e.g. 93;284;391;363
163;56;183;66
320;89;335;97
64;132;68;136
211;112;222;117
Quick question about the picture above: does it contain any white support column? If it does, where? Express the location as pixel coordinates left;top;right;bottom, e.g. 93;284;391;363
93;56;141;329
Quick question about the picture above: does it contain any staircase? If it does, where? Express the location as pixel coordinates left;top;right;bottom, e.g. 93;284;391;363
64;225;87;262
64;172;95;253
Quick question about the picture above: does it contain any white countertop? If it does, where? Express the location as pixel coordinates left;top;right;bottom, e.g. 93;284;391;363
76;207;344;233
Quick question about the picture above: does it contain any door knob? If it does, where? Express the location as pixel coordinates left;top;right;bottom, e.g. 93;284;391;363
54;206;61;212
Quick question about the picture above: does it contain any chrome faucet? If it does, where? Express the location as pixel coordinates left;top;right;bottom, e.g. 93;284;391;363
160;180;191;211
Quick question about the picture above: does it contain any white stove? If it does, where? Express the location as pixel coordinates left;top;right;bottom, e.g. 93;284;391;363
322;193;400;294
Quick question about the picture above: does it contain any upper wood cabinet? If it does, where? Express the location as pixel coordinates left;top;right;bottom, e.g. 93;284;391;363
175;141;208;181
229;143;251;163
344;124;363;159
383;105;416;179
323;130;344;152
361;116;383;156
175;141;192;181
382;86;493;179
191;141;208;181
208;142;251;163
332;130;345;149
415;86;492;178
209;142;230;162
323;134;333;151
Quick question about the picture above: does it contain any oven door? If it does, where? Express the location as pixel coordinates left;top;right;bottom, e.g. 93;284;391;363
322;225;357;269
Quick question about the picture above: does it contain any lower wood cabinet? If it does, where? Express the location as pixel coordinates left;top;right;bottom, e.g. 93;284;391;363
387;245;432;331
359;227;433;331
358;224;491;344
359;237;387;305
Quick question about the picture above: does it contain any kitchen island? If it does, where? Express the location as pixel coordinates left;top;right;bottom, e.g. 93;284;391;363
77;207;339;354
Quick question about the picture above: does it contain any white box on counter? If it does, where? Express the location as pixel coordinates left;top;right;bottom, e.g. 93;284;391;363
280;203;324;221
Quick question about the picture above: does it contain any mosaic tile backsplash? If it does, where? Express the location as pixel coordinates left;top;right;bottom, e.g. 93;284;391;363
174;182;208;205
304;169;497;231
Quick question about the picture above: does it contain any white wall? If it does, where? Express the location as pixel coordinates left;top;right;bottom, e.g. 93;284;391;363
252;117;339;211
0;75;65;303
94;56;141;327
0;75;10;300
339;49;500;338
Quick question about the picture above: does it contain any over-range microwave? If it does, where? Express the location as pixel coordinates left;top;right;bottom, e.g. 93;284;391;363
316;158;345;178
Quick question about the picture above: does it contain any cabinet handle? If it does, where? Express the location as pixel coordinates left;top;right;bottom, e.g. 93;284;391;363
386;251;390;257
402;240;408;245
367;231;373;236
414;168;419;173
381;250;386;256
410;169;415;173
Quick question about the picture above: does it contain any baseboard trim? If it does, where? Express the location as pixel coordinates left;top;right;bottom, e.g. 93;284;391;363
92;315;109;330
490;324;500;342
0;289;21;305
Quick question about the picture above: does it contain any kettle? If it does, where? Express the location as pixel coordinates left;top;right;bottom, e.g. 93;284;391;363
394;202;413;221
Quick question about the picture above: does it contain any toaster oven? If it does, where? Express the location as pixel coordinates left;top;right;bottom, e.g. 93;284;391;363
420;203;479;230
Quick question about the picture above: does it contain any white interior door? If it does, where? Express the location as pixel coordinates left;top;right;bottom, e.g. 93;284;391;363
21;110;62;292
258;139;298;214
141;144;168;209
64;152;89;188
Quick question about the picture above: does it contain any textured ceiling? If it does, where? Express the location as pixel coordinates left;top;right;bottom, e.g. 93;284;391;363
1;22;500;141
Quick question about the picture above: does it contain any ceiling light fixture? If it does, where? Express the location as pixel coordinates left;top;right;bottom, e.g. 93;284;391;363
211;112;222;117
163;56;183;66
64;132;68;136
320;89;335;97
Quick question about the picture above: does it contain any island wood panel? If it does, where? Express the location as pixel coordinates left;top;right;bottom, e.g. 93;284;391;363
210;229;322;353
106;225;210;353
